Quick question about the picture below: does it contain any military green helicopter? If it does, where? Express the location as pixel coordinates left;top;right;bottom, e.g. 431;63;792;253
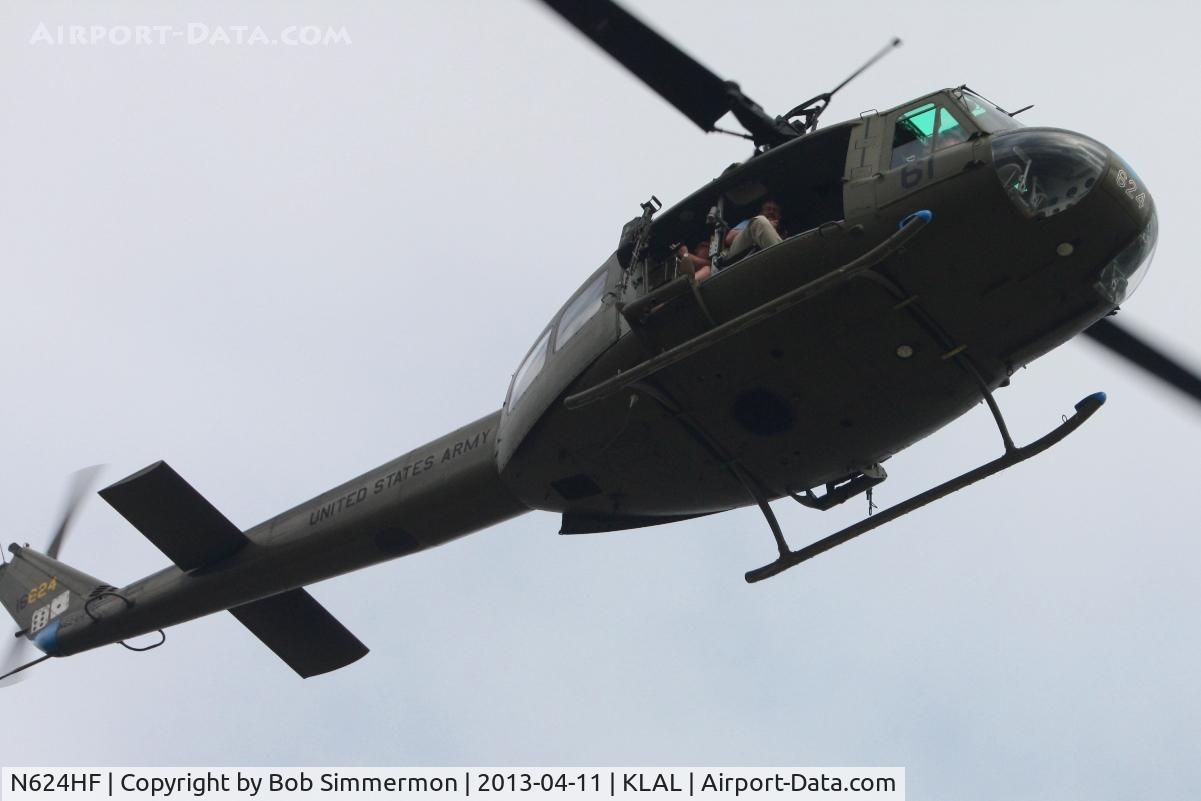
2;0;1195;681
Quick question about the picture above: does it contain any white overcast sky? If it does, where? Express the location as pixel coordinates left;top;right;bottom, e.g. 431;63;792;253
1;2;1199;799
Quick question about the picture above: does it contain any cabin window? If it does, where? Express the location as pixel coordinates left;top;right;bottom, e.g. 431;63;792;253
890;102;968;168
556;272;607;351
508;329;550;410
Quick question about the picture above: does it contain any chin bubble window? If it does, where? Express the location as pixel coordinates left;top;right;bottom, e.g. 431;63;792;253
991;129;1108;219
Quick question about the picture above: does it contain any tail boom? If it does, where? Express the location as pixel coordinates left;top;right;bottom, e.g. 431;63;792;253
9;410;530;675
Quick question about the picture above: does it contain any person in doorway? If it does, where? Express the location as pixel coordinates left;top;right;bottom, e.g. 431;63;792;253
724;198;786;262
674;238;712;282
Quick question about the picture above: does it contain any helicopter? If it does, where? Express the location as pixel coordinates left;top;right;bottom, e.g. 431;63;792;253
2;0;1197;682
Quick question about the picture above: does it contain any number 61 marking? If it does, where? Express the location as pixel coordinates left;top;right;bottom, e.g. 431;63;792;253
901;158;934;189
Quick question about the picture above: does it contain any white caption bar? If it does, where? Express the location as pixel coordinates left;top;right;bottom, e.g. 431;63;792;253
2;768;904;801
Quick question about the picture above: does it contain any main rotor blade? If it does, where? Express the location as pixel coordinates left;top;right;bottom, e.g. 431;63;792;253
46;465;104;560
539;0;741;133
1083;317;1201;407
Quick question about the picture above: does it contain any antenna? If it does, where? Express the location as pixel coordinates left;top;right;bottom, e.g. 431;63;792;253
782;37;902;133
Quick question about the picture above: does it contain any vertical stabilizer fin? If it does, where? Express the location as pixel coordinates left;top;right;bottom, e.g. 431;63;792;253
0;547;108;655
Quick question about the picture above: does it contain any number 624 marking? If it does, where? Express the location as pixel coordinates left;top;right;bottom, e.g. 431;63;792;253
1115;169;1147;209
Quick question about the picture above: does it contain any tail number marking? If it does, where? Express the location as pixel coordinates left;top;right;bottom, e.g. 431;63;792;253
19;577;58;610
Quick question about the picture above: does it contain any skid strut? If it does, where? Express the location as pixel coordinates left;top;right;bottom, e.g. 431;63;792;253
745;391;1107;583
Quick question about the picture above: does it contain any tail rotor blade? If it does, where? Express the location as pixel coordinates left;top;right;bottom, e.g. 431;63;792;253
0;639;44;688
45;465;104;560
0;638;24;685
1083;318;1201;407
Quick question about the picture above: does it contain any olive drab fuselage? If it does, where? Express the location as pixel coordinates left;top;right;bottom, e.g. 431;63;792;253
3;87;1156;675
495;88;1154;525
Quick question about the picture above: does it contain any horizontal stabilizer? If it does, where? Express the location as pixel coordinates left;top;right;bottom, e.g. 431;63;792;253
229;589;368;678
99;461;247;571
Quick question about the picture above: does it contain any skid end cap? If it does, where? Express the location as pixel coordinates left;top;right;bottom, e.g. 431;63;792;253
899;209;933;228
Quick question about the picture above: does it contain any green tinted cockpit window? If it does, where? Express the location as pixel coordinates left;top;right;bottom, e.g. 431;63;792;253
891;101;969;168
901;103;937;137
938;110;962;135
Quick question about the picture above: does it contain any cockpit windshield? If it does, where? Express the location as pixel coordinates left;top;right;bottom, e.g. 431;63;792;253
953;89;1023;133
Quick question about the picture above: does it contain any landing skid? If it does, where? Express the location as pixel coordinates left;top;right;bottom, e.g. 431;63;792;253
746;391;1107;583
